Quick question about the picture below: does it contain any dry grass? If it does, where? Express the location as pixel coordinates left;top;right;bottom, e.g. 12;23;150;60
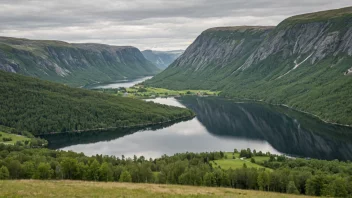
0;180;314;198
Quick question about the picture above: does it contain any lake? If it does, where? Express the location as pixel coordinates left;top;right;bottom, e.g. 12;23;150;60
43;96;352;160
83;76;153;89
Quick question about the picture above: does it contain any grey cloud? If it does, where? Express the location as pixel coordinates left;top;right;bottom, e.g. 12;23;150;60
0;0;351;50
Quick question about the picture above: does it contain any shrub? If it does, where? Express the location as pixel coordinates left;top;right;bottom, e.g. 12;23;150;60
2;137;12;142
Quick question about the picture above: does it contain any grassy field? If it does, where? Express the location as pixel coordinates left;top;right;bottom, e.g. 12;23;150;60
96;85;220;99
0;180;313;198
211;159;268;170
0;131;30;145
211;152;271;170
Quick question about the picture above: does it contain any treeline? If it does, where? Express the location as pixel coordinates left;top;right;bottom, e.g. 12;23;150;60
1;145;352;197
0;71;194;135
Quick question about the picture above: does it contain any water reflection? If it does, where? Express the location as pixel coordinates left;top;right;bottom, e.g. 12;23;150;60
44;96;352;160
178;96;352;160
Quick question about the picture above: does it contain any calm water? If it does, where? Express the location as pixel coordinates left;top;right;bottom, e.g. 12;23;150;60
43;96;352;160
84;76;153;89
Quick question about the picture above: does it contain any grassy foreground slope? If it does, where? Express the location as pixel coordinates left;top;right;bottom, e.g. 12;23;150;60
0;180;312;198
0;71;194;135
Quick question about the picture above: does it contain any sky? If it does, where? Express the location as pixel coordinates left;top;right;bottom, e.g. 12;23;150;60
0;1;351;51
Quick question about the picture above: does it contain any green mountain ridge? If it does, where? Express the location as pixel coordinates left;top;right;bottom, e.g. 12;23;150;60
0;37;160;87
145;6;352;125
0;71;194;135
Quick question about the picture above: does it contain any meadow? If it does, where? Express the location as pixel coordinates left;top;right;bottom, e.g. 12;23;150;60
0;131;30;145
211;152;271;170
95;85;220;99
0;180;314;198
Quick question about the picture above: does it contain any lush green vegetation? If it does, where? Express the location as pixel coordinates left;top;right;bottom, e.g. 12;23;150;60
145;7;352;125
0;180;311;198
211;152;270;170
0;132;30;145
0;71;194;135
0;37;159;87
94;85;219;99
1;144;352;197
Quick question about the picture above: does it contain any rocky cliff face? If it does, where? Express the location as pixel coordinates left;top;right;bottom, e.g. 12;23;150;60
239;9;352;74
147;26;273;89
171;27;273;71
142;50;184;69
146;6;352;125
0;37;159;86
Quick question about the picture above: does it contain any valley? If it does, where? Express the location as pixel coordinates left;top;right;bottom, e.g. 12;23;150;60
1;3;352;198
142;50;184;69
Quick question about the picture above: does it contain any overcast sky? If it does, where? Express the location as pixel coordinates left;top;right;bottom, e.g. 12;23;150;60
0;1;351;51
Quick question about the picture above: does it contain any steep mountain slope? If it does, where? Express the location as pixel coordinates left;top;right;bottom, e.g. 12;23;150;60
142;50;184;69
0;71;194;135
146;7;352;125
146;26;274;89
0;37;159;86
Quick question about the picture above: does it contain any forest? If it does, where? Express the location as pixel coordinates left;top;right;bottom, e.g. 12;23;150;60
1;144;351;197
0;71;194;135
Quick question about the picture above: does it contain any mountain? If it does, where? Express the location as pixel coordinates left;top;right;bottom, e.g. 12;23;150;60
0;37;160;87
0;70;194;135
142;50;184;69
145;7;352;125
146;26;274;89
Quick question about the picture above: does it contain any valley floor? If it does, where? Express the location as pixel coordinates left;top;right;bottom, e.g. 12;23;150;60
0;180;312;198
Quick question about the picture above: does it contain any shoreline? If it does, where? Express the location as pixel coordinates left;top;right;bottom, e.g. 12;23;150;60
37;115;195;136
225;96;352;128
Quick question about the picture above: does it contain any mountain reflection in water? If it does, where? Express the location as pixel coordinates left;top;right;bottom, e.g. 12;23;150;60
43;96;352;160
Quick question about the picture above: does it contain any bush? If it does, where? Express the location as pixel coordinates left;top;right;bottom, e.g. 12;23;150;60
2;137;12;142
119;170;132;182
0;166;9;179
137;87;147;92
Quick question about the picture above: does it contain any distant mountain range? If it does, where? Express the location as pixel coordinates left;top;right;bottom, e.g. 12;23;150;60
145;6;352;125
0;37;160;87
142;50;184;69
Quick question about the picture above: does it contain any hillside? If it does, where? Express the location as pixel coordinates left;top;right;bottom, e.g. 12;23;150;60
0;71;194;135
142;50;184;69
0;180;312;198
145;6;352;125
146;26;274;90
0;37;160;87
